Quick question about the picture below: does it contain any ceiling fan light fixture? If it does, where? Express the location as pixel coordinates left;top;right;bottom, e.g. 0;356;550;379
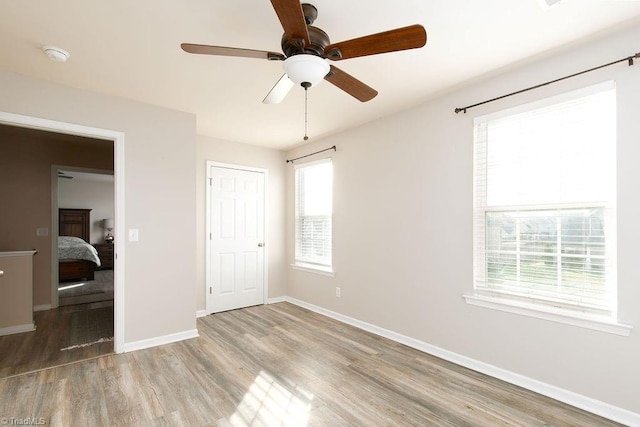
283;54;329;87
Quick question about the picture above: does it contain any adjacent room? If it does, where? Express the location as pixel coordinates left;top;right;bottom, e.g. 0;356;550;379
1;0;639;425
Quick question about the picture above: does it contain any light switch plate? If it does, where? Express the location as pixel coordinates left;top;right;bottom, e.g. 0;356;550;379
128;229;139;242
36;227;49;237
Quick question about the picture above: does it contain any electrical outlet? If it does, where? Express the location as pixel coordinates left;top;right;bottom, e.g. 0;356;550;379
336;287;341;298
36;227;49;237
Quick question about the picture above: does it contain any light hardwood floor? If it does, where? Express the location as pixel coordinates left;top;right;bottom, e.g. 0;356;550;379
0;301;114;378
0;303;623;426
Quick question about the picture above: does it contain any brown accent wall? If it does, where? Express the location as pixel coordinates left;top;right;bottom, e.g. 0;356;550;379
0;125;113;306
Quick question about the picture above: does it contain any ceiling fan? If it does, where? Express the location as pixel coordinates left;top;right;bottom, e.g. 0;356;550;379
181;0;427;104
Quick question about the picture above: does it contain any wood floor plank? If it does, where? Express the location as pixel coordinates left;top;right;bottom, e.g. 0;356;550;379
0;302;626;426
0;302;114;378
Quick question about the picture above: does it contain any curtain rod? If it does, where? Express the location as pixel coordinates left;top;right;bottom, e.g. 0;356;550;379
286;145;336;164
454;51;640;114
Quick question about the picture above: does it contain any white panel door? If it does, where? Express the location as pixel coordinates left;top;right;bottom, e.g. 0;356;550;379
207;165;265;313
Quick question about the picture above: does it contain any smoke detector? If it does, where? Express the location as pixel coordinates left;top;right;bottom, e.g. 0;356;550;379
43;46;70;62
538;0;565;10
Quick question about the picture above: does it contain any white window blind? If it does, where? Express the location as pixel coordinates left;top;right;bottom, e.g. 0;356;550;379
295;159;333;269
473;82;617;316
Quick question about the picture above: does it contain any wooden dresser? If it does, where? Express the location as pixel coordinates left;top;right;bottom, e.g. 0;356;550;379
93;243;114;270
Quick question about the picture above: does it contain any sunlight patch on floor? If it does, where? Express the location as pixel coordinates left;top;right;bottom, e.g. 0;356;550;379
229;371;314;427
58;283;86;291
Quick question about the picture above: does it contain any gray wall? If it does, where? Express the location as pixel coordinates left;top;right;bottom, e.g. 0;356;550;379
196;135;287;311
285;25;640;414
0;70;197;344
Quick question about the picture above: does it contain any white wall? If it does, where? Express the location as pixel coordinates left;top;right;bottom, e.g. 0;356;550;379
285;24;640;415
58;177;114;244
0;70;197;345
196;135;287;311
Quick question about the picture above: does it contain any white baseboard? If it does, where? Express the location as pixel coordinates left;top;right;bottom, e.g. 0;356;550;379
285;297;640;427
196;297;285;317
33;304;51;312
0;322;36;336
123;329;199;353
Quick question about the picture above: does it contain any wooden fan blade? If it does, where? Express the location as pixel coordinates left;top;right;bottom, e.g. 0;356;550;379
324;65;377;102
270;0;310;47
263;74;295;104
181;43;285;61
324;25;427;60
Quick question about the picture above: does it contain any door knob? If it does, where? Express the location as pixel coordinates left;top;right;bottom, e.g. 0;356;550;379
258;243;265;247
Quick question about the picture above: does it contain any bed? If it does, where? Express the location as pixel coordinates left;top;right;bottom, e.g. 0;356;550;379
58;208;101;282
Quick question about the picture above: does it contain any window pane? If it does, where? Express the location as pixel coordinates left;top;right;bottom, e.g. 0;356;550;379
300;162;332;216
483;208;609;307
295;160;333;268
519;212;557;255
487;252;517;283
485;88;616;206
473;82;616;314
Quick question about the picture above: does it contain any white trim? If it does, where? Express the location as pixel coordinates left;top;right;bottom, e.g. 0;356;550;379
0;323;36;336
0;111;126;354
463;293;632;336
205;161;269;315
51;167;59;309
123;328;199;353
290;263;335;277
0;250;37;258
114;125;126;355
292;157;333;169
267;296;286;304
207;161;268;174
196;310;207;318
285;297;640;426
33;304;52;312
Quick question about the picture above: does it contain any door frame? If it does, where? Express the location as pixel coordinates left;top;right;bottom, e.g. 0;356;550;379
52;165;114;307
205;161;268;314
0;111;125;354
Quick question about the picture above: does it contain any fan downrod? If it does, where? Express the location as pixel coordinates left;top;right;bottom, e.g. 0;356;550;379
302;3;318;25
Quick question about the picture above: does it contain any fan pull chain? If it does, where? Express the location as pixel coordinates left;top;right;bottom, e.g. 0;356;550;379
302;82;311;141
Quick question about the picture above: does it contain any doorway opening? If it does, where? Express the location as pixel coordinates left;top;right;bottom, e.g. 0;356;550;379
0;111;125;377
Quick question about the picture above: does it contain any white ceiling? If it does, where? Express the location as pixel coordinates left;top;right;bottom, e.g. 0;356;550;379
1;1;640;150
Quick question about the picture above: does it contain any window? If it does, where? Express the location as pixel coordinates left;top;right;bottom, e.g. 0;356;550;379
472;82;617;319
295;159;333;272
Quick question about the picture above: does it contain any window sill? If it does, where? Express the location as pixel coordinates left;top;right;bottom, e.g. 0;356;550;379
291;263;334;277
463;293;632;336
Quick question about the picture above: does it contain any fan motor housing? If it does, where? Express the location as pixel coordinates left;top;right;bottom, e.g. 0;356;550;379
281;26;330;58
